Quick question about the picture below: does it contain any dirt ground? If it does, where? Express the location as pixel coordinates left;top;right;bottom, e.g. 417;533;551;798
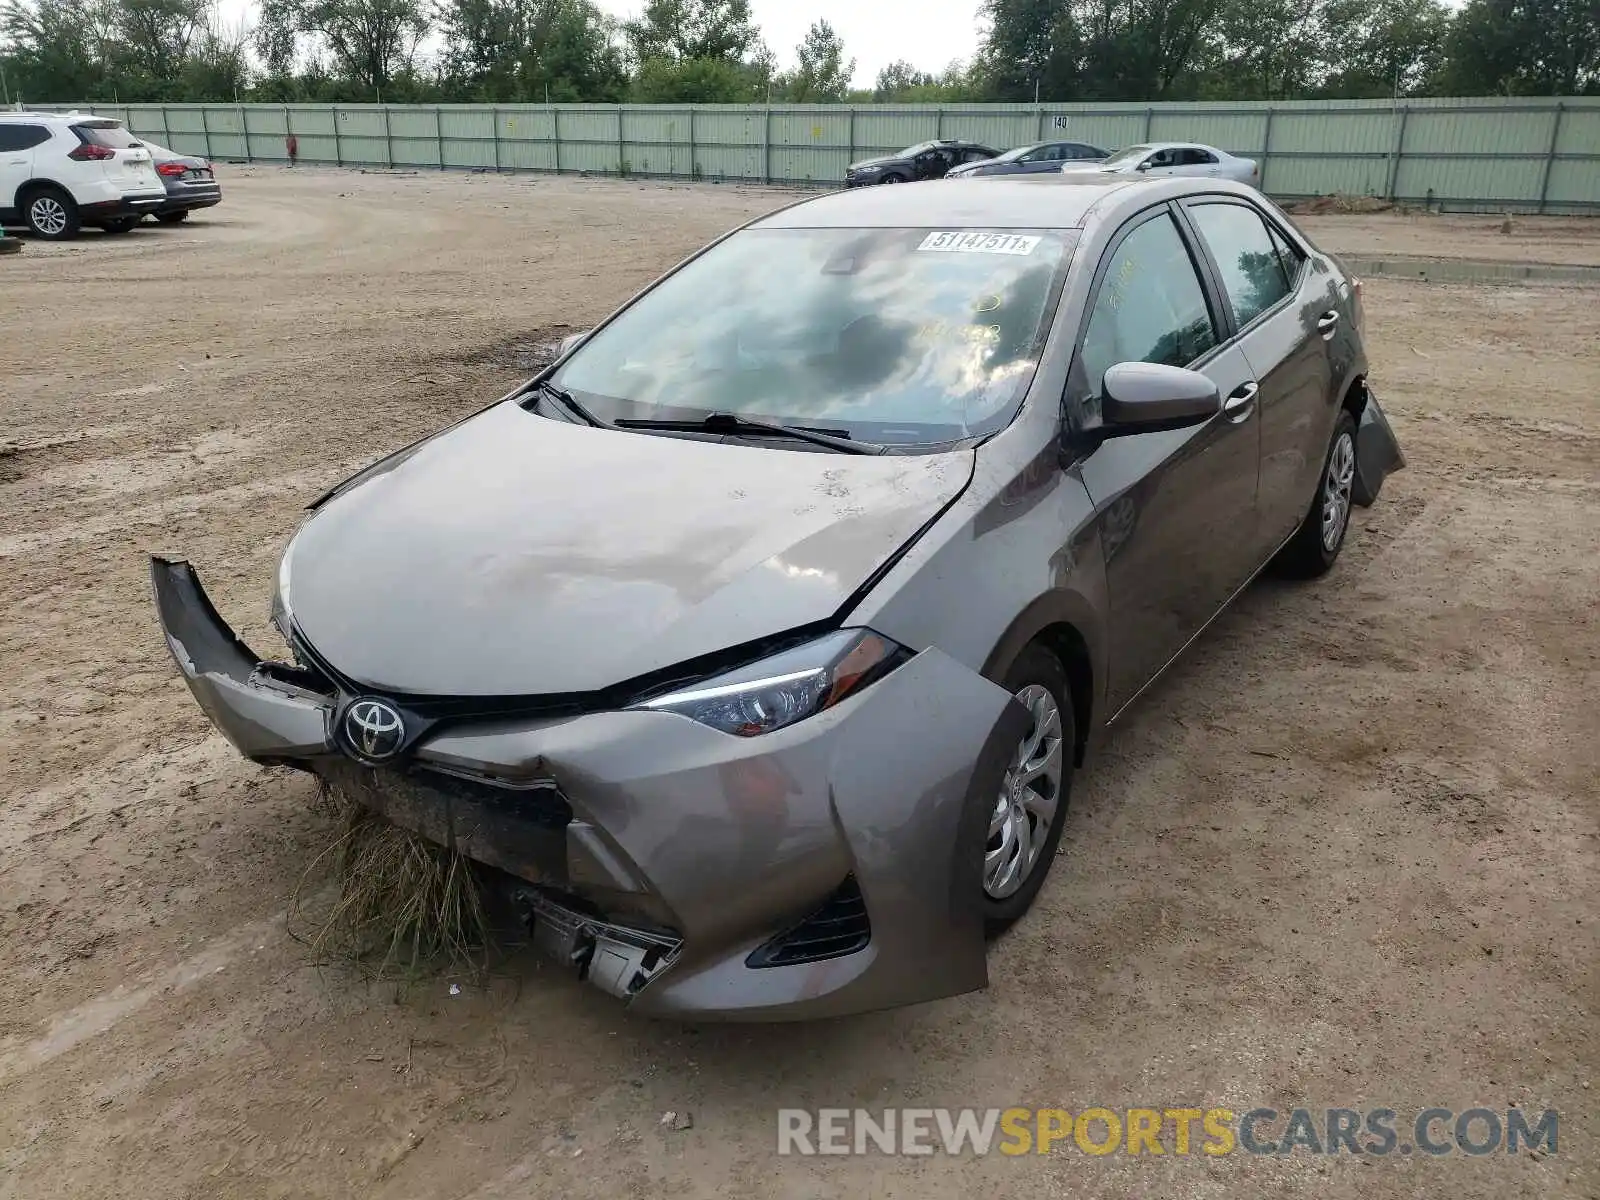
1;168;1596;1200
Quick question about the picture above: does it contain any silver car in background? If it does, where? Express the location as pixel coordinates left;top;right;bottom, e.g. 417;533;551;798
1065;142;1261;184
152;174;1402;1022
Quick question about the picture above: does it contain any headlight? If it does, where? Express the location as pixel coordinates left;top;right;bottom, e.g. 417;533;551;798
630;629;910;737
270;538;296;633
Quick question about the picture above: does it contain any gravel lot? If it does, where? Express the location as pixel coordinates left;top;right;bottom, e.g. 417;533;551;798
1;168;1596;1199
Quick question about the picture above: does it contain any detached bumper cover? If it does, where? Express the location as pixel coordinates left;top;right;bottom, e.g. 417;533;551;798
150;556;1022;1021
1353;391;1405;507
151;558;332;760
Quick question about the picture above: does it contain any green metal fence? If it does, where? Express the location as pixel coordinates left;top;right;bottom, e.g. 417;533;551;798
43;96;1600;213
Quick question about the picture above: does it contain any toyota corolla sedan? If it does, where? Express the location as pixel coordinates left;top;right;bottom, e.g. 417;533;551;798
1065;142;1260;184
152;175;1403;1021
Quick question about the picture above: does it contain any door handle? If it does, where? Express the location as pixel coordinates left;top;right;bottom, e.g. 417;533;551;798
1317;310;1340;339
1223;381;1259;420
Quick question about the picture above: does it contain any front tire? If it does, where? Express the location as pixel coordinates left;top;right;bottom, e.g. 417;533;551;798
982;645;1074;933
99;217;139;234
23;187;79;240
1274;410;1358;578
156;211;189;224
879;173;905;185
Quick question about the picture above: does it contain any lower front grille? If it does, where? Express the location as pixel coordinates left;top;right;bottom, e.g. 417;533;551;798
747;875;871;968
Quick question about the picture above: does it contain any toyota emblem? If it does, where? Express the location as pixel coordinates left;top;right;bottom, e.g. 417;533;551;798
344;698;406;762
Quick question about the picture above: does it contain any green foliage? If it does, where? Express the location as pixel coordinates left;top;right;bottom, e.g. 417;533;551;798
0;0;1592;105
1441;0;1599;95
435;0;625;102
772;19;853;101
633;53;764;102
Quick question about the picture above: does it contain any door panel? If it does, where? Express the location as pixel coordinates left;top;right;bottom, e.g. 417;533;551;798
1184;200;1336;550
1070;208;1263;712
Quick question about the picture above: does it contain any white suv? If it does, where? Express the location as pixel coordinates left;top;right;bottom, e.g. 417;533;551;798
0;111;167;240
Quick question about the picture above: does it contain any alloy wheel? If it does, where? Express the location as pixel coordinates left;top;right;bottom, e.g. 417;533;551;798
1321;431;1356;551
984;684;1065;900
29;196;68;237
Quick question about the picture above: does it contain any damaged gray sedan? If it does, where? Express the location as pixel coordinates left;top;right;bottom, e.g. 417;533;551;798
151;175;1404;1021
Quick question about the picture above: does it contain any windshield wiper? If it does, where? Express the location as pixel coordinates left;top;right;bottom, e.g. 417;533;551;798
536;380;611;428
615;411;887;455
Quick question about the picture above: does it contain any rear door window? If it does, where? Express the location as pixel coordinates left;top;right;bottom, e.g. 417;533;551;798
1079;211;1219;393
1187;202;1292;328
0;124;51;151
1268;223;1306;285
72;122;143;149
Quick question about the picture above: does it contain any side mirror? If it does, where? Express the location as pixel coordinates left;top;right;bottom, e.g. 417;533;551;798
1100;362;1220;434
557;330;590;358
1135;160;1152;172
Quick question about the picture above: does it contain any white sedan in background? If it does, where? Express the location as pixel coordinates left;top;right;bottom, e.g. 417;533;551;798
1063;142;1260;185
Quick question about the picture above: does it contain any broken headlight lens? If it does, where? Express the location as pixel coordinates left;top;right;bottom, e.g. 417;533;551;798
631;629;910;737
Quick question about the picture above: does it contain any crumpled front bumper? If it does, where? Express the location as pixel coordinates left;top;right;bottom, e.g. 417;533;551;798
1353;390;1406;507
150;557;1025;1021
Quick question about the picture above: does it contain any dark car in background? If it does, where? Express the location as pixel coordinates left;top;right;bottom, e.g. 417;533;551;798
947;140;1109;178
845;139;1000;186
139;140;221;223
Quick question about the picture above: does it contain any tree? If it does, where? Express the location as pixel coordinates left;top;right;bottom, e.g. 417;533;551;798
256;0;430;93
436;0;624;101
114;0;207;86
633;52;762;100
1441;0;1599;95
1318;0;1452;96
623;0;759;64
0;0;117;99
774;18;853;101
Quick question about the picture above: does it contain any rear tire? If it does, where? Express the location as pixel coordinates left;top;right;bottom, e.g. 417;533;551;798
982;644;1075;935
156;211;189;224
23;186;79;240
1274;410;1358;578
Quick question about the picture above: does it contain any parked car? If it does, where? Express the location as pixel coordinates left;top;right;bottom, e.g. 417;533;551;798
947;139;1109;178
152;173;1403;1022
0;111;166;239
1064;141;1260;184
845;139;1000;186
139;139;222;223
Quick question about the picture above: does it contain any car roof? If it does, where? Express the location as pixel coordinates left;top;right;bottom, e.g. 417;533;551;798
761;173;1271;231
759;174;1168;230
0;111;121;125
1141;141;1225;153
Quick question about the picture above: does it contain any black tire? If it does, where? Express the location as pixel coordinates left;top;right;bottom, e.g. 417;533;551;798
879;173;906;185
1274;409;1358;579
22;185;80;240
156;211;189;224
982;644;1075;934
99;217;139;234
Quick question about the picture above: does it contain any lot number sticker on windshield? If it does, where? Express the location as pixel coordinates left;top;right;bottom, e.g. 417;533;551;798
919;232;1041;256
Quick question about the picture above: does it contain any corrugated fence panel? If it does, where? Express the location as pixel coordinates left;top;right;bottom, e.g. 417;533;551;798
36;99;1600;210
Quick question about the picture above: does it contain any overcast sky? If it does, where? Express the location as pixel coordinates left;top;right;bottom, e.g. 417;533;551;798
214;0;985;89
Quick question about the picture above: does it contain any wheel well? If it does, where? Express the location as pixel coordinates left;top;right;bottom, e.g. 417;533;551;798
1342;376;1368;422
1032;623;1093;767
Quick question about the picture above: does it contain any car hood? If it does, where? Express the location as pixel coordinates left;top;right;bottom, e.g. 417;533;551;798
848;155;907;172
285;402;974;697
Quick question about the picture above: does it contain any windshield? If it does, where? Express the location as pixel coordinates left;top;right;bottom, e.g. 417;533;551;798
551;226;1078;447
991;145;1034;163
899;141;939;157
1103;145;1152;166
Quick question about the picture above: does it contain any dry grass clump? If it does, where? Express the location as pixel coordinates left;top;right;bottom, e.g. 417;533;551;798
292;782;494;980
